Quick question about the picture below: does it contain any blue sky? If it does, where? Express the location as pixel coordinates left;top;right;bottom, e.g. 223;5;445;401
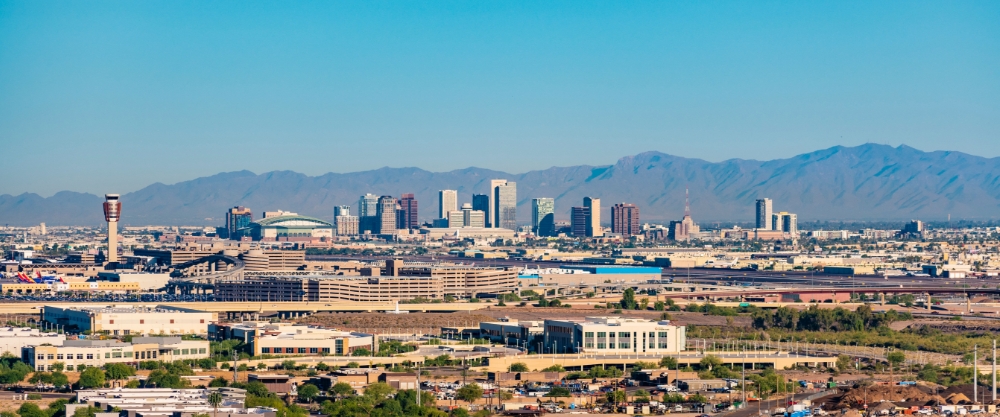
1;1;998;196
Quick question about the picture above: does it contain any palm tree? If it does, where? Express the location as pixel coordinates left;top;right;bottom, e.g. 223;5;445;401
207;391;223;417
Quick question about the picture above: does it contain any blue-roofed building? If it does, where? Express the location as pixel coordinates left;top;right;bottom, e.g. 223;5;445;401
560;265;663;275
519;265;662;288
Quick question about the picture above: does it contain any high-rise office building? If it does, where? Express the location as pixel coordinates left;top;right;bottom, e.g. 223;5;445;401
531;198;555;237
472;194;490;227
376;196;397;235
359;194;380;234
358;194;379;217
103;194;121;264
225;206;253;239
902;220;925;235
447;203;486;228
438;190;458;220
583;197;602;237
398;193;418;229
334;205;351;218
773;212;797;235
571;207;590;238
611;203;640;238
755;198;773;230
490;180;517;230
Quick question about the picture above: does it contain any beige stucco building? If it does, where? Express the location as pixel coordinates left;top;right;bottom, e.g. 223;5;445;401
23;337;209;371
42;305;214;336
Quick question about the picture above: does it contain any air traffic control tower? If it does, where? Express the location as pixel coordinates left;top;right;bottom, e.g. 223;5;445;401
103;194;121;264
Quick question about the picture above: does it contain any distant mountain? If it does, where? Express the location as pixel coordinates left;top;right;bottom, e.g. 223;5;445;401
3;144;1000;226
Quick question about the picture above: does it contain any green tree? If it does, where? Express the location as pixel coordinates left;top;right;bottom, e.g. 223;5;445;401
546;387;571;397
887;351;906;368
332;382;354;398
207;391;223;417
50;371;69;387
634;389;651;403
18;404;46;417
455;383;484;403
298;384;320;403
71;407;102;417
243;381;270;397
508;362;529;372
364;382;395;402
77;367;106;389
836;355;853;372
605;390;626;404
659;357;679;370
104;363;136;384
621;288;639;310
208;377;229;388
541;364;565;372
315;362;329;371
50;362;65;372
699;355;723;370
280;360;297;370
352;348;372;357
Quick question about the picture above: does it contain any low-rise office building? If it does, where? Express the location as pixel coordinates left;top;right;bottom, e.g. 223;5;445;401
0;327;65;356
543;317;686;354
43;305;214;335
479;320;543;349
210;323;373;356
24;337;209;371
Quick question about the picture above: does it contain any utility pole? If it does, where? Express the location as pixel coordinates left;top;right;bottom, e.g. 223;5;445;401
994;340;997;403
416;364;421;408
231;349;239;383
974;345;978;404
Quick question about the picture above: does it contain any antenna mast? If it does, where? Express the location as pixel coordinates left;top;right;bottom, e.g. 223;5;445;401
684;188;691;218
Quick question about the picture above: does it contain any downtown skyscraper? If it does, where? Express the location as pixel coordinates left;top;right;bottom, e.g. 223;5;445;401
531;198;555;236
755;198;773;230
438;190;457;219
490;179;517;230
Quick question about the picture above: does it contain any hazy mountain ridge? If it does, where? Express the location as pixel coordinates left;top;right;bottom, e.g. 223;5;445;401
3;144;1000;226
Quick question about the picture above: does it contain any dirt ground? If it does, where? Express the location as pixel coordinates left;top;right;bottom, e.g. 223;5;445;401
295;312;497;334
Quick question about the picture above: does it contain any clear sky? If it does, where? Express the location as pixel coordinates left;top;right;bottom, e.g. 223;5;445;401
1;1;998;196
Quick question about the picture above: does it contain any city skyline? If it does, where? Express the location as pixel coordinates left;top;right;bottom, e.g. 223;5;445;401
4;144;1000;226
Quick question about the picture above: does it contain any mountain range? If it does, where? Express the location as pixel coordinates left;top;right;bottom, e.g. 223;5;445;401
2;144;999;226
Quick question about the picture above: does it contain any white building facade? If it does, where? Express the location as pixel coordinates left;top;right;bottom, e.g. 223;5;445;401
0;327;65;357
543;317;686;354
